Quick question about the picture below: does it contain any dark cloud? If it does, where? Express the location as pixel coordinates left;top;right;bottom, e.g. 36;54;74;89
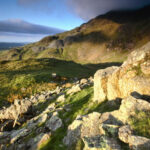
67;0;150;20
0;19;65;34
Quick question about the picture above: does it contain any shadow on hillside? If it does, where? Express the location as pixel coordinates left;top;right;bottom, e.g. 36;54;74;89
0;58;122;78
0;58;121;106
64;31;109;45
96;5;150;24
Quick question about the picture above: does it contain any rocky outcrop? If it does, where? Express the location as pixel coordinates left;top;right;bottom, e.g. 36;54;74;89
0;99;32;127
64;95;150;150
48;40;64;49
32;46;46;53
94;42;150;103
0;77;93;150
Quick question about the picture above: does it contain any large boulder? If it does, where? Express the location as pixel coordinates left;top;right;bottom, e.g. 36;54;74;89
94;66;119;102
64;95;150;149
94;42;150;103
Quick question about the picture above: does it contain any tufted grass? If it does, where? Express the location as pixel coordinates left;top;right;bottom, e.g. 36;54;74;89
129;111;150;138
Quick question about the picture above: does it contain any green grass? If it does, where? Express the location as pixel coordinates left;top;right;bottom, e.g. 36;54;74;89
0;58;121;107
129;111;150;138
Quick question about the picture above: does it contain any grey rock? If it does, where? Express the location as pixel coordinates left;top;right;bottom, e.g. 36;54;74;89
10;128;30;144
45;115;62;131
63;119;83;146
27;133;51;150
0;99;32;127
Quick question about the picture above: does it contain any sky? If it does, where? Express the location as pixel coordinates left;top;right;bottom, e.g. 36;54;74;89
0;0;150;42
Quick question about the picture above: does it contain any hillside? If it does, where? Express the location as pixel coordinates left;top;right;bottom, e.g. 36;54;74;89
0;5;150;63
0;42;150;150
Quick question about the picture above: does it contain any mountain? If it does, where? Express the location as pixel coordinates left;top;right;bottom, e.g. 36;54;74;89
0;5;150;63
0;42;27;51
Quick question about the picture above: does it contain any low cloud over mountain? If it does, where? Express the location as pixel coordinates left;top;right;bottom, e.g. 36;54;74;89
67;0;150;20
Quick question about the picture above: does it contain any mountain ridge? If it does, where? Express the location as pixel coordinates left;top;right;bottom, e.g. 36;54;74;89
0;5;150;63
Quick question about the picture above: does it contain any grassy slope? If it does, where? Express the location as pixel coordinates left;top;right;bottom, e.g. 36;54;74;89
0;6;150;63
0;58;121;107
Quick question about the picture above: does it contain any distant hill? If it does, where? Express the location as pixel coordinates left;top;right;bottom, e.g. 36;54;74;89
0;5;150;63
0;42;28;51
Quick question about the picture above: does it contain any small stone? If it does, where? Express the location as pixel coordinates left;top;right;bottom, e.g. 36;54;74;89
57;94;65;103
80;78;88;84
45;115;62;131
38;94;46;101
67;84;81;95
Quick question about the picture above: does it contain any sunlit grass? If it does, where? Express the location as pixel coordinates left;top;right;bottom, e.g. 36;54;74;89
129;111;150;138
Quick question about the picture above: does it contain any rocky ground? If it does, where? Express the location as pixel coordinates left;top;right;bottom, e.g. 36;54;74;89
0;43;150;150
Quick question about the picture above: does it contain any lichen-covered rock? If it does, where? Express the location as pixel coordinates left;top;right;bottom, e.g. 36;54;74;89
45;115;62;131
94;42;150;103
10;128;30;144
81;112;101;138
81;112;122;150
118;125;132;144
116;96;150;123
63;118;83;146
99;124;119;137
27;133;51;150
83;135;121;150
0;99;32;126
119;125;150;150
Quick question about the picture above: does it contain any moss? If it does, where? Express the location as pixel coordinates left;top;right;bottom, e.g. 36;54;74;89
129;111;150;138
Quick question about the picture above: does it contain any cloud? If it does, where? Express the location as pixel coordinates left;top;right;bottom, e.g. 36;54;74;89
0;19;64;34
67;0;150;20
0;19;65;42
